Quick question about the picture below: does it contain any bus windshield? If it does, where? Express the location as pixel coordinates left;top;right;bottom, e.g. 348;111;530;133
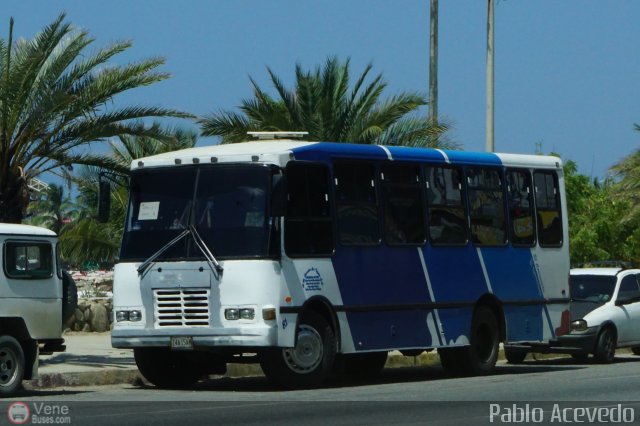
120;164;277;261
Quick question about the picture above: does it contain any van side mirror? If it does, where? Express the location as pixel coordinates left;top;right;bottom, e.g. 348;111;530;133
270;174;286;217
97;180;111;223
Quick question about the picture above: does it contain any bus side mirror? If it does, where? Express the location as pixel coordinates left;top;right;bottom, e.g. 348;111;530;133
97;180;111;223
270;174;286;217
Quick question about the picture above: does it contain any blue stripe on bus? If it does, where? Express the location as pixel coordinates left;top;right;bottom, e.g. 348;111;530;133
480;248;545;341
291;143;503;166
332;246;435;350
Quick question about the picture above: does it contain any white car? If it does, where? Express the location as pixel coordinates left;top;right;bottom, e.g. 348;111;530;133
558;266;640;363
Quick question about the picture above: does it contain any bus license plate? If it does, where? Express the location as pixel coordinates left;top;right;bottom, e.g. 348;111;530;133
170;336;193;350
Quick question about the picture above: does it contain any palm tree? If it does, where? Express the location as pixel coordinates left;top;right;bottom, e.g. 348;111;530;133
199;57;452;147
610;136;640;224
60;126;199;264
26;183;78;235
0;14;193;223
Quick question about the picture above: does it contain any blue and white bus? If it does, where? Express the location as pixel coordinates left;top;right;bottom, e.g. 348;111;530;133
110;132;571;388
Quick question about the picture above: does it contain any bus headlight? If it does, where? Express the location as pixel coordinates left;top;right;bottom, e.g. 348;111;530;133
116;310;142;322
239;308;255;320
225;308;239;320
115;311;129;322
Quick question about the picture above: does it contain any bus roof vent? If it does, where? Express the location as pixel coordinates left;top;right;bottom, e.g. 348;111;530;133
247;131;309;140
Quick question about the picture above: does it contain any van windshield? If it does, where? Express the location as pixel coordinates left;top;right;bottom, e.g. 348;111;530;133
120;164;278;261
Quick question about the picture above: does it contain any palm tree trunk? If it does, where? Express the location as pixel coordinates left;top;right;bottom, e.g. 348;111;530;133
0;169;29;223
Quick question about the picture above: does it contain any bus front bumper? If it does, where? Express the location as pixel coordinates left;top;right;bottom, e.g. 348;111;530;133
111;326;278;349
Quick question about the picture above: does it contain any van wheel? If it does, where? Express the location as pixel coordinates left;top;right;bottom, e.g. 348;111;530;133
594;327;616;363
0;336;25;397
343;351;388;377
62;270;78;323
260;311;336;388
504;348;527;364
134;348;202;388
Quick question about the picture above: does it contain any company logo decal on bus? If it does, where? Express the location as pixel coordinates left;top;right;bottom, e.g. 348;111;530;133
302;267;323;291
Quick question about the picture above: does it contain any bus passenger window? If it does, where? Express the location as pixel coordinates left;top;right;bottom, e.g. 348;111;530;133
284;163;334;257
425;166;467;245
381;164;425;245
506;169;535;246
334;162;380;245
534;171;563;247
466;168;507;246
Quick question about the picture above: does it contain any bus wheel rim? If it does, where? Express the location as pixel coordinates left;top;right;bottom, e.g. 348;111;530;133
283;325;324;374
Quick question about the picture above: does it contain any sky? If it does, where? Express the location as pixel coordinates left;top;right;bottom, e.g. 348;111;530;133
4;0;640;180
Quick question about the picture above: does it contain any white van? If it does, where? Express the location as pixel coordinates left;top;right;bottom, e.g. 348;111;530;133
0;223;76;396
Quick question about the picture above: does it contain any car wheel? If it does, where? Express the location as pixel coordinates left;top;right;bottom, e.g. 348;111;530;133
594;327;616;364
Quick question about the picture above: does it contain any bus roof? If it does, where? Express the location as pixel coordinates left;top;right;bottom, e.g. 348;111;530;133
0;223;57;237
131;140;562;170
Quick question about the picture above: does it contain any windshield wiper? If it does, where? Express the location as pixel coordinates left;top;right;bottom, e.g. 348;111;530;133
137;228;190;276
189;225;224;279
136;226;224;279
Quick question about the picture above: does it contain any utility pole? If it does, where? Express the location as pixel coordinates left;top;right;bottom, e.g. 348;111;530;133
486;0;495;152
429;0;438;143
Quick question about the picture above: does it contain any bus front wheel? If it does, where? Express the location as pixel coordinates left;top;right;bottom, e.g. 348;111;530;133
260;311;336;388
0;335;25;397
134;348;203;388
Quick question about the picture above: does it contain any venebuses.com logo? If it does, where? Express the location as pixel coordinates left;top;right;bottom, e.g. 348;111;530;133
7;402;30;424
7;401;71;424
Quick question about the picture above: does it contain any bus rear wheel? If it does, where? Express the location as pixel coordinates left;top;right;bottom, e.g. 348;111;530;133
439;306;499;376
134;348;203;388
260;311;336;388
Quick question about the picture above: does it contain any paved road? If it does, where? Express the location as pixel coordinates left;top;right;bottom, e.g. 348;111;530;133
6;356;640;425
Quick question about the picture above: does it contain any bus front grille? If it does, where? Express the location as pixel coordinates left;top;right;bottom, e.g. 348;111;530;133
153;289;211;327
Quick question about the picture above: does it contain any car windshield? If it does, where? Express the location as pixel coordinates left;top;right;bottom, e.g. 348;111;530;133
570;274;617;302
120;164;278;261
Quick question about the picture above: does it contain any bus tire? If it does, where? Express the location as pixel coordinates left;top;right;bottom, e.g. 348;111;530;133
134;348;202;388
260;311;336;388
504;348;527;364
342;351;388;377
466;305;500;374
593;327;616;364
62;270;78;323
0;335;25;397
438;347;466;376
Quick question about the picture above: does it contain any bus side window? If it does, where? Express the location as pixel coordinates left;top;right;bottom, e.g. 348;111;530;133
506;168;535;247
466;167;507;246
284;162;334;257
534;170;563;247
425;166;468;245
381;163;425;245
334;161;380;245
